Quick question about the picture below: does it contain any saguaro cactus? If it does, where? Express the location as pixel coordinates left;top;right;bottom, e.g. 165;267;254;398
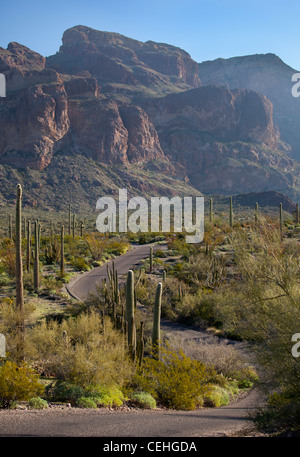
126;269;136;359
34;220;39;291
152;281;162;359
60;225;65;277
26;219;31;273
296;203;299;224
149;246;153;273
68;204;71;236
15;184;24;361
279;203;283;240
72;213;76;239
229;196;233;227
16;184;24;311
209;198;213;223
255;202;259;224
9;214;12;239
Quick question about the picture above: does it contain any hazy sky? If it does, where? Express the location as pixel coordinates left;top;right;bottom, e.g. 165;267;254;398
1;0;299;69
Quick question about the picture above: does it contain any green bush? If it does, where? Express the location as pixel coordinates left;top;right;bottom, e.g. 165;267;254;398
90;385;125;408
134;344;215;410
28;397;49;409
0;361;44;408
45;380;86;405
130;391;156;409
26;310;134;388
203;386;230;407
71;257;90;271
76;397;97;409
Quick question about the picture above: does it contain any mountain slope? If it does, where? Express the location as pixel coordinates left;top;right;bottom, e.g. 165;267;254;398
0;26;300;213
198;53;300;159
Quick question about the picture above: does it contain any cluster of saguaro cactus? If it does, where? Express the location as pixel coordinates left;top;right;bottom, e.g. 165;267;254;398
44;232;59;264
105;261;120;324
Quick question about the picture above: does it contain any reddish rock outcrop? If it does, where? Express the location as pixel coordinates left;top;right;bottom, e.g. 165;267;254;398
0;42;45;73
46;26;201;94
0;83;69;170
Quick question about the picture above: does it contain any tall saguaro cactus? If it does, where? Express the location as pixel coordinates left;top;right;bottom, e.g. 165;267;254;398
9;214;12;239
68;204;71;236
229;196;233;227
126;269;136;359
72;213;76;239
152;281;162;360
149;246;153;273
60;225;65;277
209;198;213;223
26;219;31;273
15;184;25;361
279;203;283;240
16;184;24;312
34;220;39;292
255;202;259;224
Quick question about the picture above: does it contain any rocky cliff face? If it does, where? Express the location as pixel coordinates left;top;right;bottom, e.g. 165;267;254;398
0;26;299;209
46;25;201;99
144;85;296;194
198;54;300;159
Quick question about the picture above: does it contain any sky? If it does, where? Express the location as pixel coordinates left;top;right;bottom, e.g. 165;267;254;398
1;0;300;70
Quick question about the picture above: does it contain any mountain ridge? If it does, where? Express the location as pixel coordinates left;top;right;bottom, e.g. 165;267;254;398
0;25;299;212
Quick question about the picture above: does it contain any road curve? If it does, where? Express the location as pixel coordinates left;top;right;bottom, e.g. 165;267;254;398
0;243;263;438
0;388;262;437
67;243;164;301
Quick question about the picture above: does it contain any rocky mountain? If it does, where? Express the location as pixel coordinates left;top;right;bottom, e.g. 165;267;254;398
143;85;297;195
198;53;300;160
0;26;299;213
46;25;201;102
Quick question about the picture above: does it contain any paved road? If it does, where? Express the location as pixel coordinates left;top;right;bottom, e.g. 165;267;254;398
67;243;164;301
0;388;262;437
0;243;264;438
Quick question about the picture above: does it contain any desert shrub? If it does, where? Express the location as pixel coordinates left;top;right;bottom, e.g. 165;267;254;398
28;397;49;409
45;380;86;405
0;240;15;276
130;391;156;409
76;397;97;409
25;310;134;388
134;344;215;410
71;257;90;271
165;336;257;385
203;385;230;407
85;233;108;261
89;385;125;407
0;361;44;408
106;239;130;256
253;390;300;435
